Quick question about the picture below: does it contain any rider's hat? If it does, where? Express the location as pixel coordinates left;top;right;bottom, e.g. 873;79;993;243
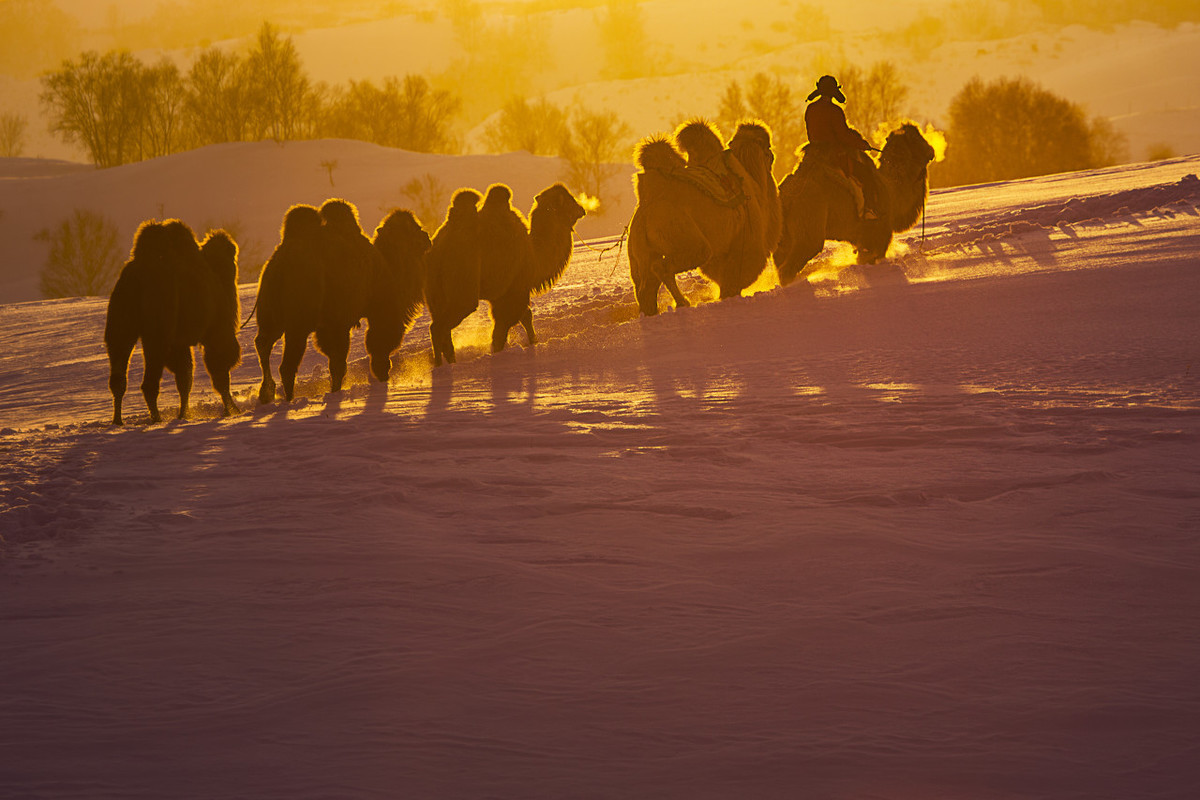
807;75;846;103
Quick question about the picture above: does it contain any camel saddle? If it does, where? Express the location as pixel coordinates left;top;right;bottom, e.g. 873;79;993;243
797;143;867;218
659;151;747;209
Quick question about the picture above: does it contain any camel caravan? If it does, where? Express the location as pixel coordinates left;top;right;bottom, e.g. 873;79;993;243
104;74;936;424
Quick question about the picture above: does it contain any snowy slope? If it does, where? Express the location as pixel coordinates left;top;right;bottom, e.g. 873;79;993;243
1;156;1199;799
0;140;635;305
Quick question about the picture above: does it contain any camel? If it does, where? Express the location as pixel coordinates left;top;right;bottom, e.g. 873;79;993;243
425;183;586;365
488;183;586;353
253;204;328;404
774;122;936;286
254;199;387;403
425;189;483;367
105;220;241;425
368;209;432;381
627;120;781;316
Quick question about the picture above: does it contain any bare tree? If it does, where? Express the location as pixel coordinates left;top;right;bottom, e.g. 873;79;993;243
40;50;146;167
560;107;632;212
36;209;123;298
937;76;1126;187
482;96;570;156
138;58;187;158
718;73;804;179
244;22;312;142
185;48;255;146
399;172;451;234
0;112;29;157
837;61;910;143
323;75;461;153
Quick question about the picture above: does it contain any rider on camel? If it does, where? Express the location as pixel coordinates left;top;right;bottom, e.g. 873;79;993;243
804;75;878;220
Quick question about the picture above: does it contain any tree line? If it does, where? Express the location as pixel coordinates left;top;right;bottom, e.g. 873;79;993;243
39;23;461;169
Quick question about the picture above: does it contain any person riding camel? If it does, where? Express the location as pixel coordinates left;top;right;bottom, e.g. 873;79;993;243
804;74;878;220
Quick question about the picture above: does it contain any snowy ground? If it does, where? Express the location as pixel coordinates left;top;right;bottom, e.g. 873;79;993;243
1;156;1199;799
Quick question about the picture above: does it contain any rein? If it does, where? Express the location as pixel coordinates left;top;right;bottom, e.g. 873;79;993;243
574;223;631;278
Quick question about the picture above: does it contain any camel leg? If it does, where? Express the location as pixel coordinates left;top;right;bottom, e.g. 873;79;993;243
365;322;401;383
779;233;826;286
489;299;520;354
491;320;514;354
519;307;536;346
429;321;444;367
316;326;351;393
280;329;309;401
140;342;168;423
203;338;240;417
430;320;456;366
662;271;690;308
166;345;194;420
107;336;136;426
255;325;282;405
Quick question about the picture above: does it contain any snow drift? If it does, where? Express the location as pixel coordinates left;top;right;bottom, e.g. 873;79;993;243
1;152;1199;799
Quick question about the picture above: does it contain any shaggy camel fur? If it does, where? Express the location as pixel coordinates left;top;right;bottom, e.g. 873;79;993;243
254;204;327;404
105;220;241;425
483;183;586;353
628;120;781;315
425;189;483;367
774;122;936;285
425;183;586;365
254;199;384;403
368;209;432;381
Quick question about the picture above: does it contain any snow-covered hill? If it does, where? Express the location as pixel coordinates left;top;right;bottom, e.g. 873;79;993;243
1;155;1199;799
0;140;636;305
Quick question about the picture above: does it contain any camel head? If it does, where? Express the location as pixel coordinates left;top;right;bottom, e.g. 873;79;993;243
280;204;323;242
533;183;586;228
880;123;937;233
319;198;365;236
880;123;936;173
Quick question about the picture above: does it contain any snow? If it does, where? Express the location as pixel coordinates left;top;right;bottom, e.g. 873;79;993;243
1;147;1199;798
0;140;635;306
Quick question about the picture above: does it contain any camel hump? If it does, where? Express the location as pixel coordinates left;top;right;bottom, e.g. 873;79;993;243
452;188;482;210
162;219;200;251
374;209;428;247
637;137;685;173
281;204;323;240
675;119;723;166
483;184;513;209
319;198;364;235
200;230;239;280
448;188;482;221
130;220;170;263
733;121;772;147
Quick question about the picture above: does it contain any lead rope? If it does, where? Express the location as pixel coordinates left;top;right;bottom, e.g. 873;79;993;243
574;223;630;279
